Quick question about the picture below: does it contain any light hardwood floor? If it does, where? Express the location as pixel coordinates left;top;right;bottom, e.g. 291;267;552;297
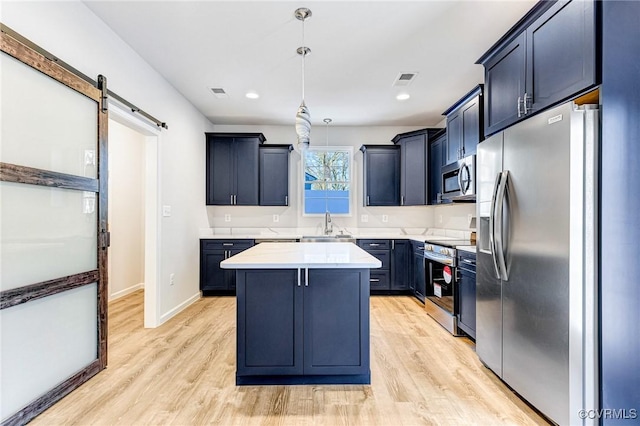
33;291;549;425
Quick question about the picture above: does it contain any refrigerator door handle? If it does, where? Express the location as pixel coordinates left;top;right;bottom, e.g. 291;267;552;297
489;172;502;279
495;170;510;281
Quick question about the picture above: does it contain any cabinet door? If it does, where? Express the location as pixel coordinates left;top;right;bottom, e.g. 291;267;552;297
260;147;290;206
234;137;260;205
462;97;481;157
413;251;426;301
429;134;446;204
364;148;400;206
391;240;410;290
484;32;526;136
236;269;303;376
303;269;369;375
200;250;226;291
399;134;427;205
446;112;462;164
526;0;596;113
206;137;234;205
458;270;477;339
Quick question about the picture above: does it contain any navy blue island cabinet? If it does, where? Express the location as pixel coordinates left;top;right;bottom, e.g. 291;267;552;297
235;268;371;385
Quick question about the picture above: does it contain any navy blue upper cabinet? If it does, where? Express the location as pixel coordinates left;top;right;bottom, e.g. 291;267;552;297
443;85;484;163
259;145;292;206
526;0;597;113
392;128;441;206
360;145;400;206
478;0;597;136
482;33;527;136
445;112;463;165
429;132;446;205
205;133;265;205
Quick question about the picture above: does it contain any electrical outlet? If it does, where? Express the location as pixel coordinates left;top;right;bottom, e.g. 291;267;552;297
169;273;175;286
224;214;231;222
273;214;279;223
382;214;388;223
162;205;172;217
361;214;369;223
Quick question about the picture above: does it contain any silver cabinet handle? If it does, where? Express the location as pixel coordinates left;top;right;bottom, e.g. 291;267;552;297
305;268;309;287
369;243;380;247
223;243;233;247
523;92;531;115
392;240;395;250
401;195;405;206
230;195;233;205
285;195;288;205
297;268;301;287
234;195;237;205
370;279;380;283
517;96;523;118
366;196;370;206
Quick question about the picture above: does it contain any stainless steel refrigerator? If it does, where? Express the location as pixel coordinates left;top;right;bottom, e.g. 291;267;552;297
476;101;599;425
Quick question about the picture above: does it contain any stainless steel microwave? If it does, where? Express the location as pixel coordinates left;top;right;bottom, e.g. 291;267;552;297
441;155;476;202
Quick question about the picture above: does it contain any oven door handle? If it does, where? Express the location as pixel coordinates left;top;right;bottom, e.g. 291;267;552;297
495;170;510;281
489;172;502;279
424;253;454;265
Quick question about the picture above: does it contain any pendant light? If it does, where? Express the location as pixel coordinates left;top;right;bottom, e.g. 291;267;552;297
295;7;312;150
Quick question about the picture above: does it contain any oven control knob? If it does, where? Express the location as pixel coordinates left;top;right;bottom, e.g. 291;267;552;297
426;244;433;251
440;248;449;255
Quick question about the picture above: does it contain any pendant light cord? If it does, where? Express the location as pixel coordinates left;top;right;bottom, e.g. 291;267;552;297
301;18;305;102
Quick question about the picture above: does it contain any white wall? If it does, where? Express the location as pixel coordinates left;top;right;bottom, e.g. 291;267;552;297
1;1;213;321
209;124;443;232
108;119;145;300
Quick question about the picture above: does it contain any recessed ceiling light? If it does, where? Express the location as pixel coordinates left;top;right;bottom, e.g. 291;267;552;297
396;93;410;101
245;91;260;99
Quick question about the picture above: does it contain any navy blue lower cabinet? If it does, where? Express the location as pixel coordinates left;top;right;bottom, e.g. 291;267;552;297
236;268;370;385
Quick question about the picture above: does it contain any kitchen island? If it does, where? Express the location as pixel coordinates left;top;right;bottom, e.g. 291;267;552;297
220;242;381;385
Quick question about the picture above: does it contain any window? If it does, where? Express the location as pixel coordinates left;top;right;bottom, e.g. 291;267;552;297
303;147;351;215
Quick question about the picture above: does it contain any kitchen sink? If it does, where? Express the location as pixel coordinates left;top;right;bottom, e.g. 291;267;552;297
300;235;356;243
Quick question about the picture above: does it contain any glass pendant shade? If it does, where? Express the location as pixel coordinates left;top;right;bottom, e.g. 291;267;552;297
296;100;311;149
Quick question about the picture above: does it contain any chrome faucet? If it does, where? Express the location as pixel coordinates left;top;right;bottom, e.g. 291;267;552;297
324;210;333;235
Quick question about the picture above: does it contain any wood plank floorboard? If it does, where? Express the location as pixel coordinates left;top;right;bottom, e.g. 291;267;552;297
31;291;549;425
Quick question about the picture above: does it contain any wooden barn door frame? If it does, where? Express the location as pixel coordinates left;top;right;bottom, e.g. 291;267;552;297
0;29;108;425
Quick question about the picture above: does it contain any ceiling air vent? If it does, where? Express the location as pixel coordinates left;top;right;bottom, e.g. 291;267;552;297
392;72;418;87
210;87;229;99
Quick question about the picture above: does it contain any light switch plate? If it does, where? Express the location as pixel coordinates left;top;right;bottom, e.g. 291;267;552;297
224;214;231;222
382;214;388;223
162;205;171;217
273;214;279;223
361;214;368;223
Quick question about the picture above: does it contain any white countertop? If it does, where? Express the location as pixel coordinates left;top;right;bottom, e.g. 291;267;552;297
220;242;382;269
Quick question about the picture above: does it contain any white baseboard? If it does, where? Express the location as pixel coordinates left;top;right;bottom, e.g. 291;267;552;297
159;292;201;326
110;283;144;301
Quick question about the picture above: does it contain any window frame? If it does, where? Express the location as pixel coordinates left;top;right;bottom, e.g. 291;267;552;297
301;145;353;217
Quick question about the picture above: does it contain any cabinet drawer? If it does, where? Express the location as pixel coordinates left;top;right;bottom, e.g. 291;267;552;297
201;239;254;250
357;239;391;250
369;271;390;291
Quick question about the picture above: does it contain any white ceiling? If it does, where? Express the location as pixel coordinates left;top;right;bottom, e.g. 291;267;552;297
84;1;536;127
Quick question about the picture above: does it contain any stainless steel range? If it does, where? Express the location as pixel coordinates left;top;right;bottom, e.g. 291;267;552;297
423;240;470;336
